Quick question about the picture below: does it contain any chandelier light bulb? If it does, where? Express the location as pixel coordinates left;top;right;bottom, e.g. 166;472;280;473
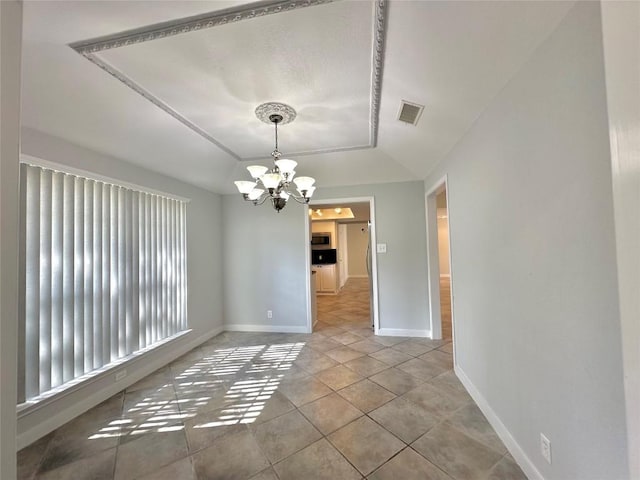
260;173;282;190
248;188;264;201
275;159;297;175
234;180;257;194
247;165;269;179
293;176;315;192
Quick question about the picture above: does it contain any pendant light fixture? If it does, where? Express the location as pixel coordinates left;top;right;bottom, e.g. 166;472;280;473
234;102;316;212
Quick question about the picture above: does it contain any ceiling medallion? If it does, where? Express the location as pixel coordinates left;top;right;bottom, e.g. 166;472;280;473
255;102;297;125
234;103;316;212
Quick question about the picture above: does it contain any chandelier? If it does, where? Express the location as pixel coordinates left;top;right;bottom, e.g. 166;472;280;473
234;102;316;212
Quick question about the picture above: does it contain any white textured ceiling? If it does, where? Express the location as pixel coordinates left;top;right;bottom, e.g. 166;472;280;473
96;0;374;159
21;0;575;194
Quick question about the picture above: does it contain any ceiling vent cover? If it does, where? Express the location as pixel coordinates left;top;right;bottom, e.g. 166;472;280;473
397;100;424;126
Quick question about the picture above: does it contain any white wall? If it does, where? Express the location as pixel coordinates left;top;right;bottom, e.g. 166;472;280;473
0;2;23;477
424;3;628;479
346;222;368;277
600;1;640;477
17;128;225;446
223;194;309;332
222;181;429;335
315;182;429;334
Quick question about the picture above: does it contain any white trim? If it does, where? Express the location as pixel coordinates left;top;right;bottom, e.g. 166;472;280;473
0;4;23;476
443;179;456;355
425;184;442;339
425;174;447;197
338;223;348;289
309;196;380;334
304;204;313;333
224;324;310;334
601;3;640;477
425;175;456;369
455;365;543;480
20;154;191;203
17;325;223;449
369;196;380;334
377;328;431;338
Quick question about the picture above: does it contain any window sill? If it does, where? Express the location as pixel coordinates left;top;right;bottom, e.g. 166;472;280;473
17;329;191;418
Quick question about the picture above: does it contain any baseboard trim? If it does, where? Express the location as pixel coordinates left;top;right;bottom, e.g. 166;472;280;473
224;324;309;334
17;325;224;449
454;365;544;480
377;328;431;338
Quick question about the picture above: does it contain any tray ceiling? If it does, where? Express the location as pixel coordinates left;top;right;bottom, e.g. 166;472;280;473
71;0;385;160
21;0;576;193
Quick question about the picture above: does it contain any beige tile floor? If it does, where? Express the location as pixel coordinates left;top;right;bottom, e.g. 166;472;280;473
18;279;527;480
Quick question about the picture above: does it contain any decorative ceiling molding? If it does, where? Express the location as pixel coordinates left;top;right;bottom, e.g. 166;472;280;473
370;0;386;148
70;0;335;54
240;143;373;162
91;55;241;159
69;0;387;160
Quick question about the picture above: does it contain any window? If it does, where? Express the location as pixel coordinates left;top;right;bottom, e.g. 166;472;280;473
19;163;188;402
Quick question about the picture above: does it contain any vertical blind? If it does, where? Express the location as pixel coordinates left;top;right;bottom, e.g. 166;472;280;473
19;163;188;402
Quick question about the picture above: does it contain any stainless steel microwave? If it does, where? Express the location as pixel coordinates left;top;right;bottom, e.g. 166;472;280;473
311;232;331;249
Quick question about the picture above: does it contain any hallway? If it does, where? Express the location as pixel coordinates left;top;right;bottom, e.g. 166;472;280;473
440;277;452;340
315;278;371;332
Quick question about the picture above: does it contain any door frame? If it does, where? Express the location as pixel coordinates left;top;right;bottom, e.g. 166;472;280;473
305;196;380;334
337;223;348;289
425;176;455;351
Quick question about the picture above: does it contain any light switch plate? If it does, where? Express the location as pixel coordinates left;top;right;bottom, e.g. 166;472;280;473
540;433;552;464
376;243;387;253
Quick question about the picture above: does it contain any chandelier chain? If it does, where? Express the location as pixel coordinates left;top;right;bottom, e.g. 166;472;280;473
273;120;279;159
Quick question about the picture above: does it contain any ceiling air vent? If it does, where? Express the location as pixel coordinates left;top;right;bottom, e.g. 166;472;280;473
397;100;424;126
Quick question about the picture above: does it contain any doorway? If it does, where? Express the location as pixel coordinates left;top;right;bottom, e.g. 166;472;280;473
305;197;380;334
425;177;454;344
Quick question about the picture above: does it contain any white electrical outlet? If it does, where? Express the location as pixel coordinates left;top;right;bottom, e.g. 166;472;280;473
267;310;273;319
376;243;387;253
115;369;127;382
540;433;552;464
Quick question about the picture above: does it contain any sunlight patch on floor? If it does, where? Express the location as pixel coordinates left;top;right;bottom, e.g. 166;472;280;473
88;341;305;440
